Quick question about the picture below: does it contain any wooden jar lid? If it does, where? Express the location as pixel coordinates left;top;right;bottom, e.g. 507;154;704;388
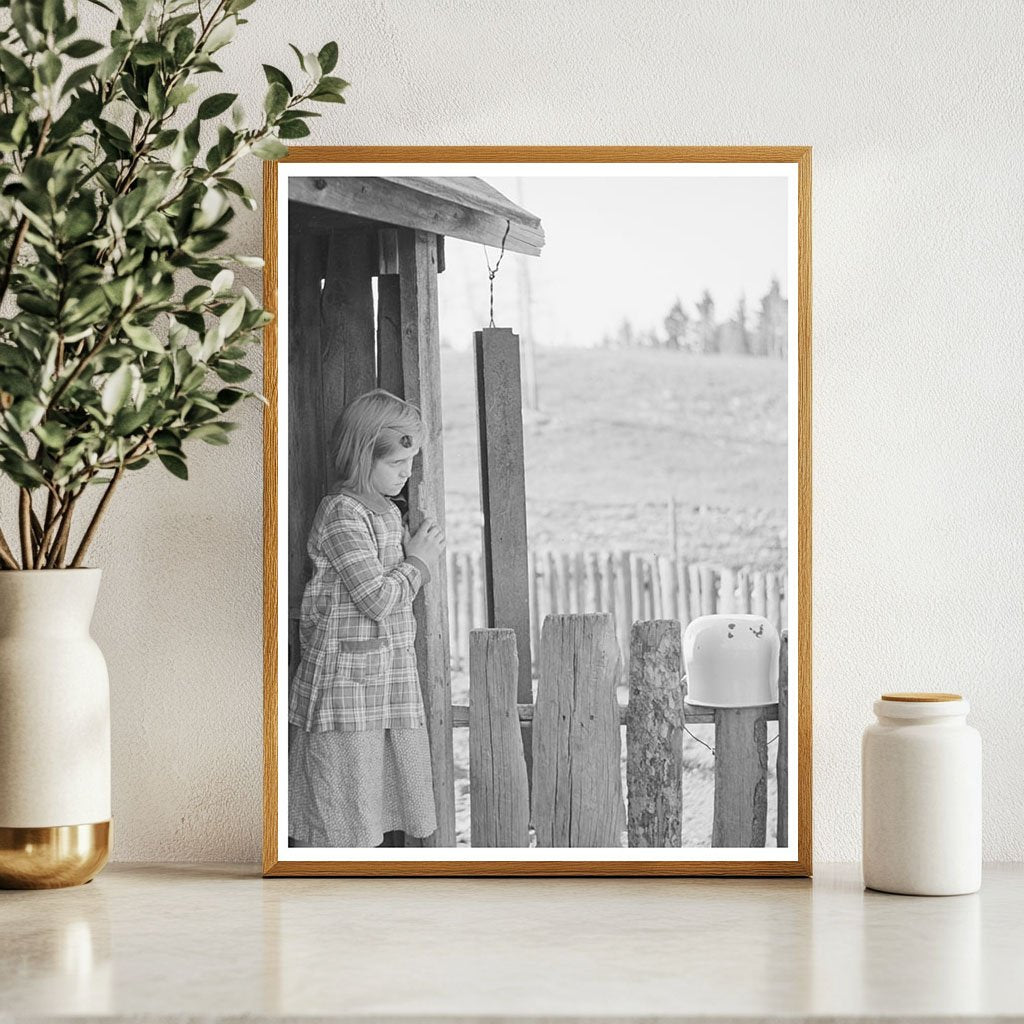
881;692;962;702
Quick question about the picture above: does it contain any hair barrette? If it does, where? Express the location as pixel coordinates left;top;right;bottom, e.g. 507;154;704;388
400;434;412;448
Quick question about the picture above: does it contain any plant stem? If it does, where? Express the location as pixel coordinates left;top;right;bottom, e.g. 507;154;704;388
71;466;123;568
0;528;20;570
45;491;79;569
18;489;34;569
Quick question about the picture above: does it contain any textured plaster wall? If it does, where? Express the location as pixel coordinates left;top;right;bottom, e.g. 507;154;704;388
67;1;1024;862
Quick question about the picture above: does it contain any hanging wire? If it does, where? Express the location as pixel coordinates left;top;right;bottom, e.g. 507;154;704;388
484;219;511;328
683;723;715;757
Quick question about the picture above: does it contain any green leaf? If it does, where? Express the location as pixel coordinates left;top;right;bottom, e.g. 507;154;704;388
132;42;169;66
277;120;310;140
264;82;288;118
34;421;70;449
9;399;45;432
214;361;251;384
158;452;188;479
60;62;98;97
210;269;234;294
38;51;62;86
63;38;104;58
250;137;287;160
318;41;339;75
101;365;133;414
203;16;236;54
166;82;200;107
189;422;230;445
217;295;246;340
309;88;346;104
318;75;349;93
0;50;33;87
198;91;236;119
262;63;292;94
173;26;196;65
123;321;164;353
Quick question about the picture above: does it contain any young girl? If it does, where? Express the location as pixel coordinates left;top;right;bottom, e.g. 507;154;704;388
288;389;445;848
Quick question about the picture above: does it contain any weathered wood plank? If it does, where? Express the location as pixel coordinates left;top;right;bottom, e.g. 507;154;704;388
474;328;532;702
718;567;737;615
528;548;540;679
287;229;327;675
290;176;544;256
712;705;770;848
659;555;678;622
398;227;455;847
678;558;692;628
322;228;377;431
469;630;530;847
627;620;684;848
751;570;767;618
699;565;717;615
616;550;633;672
376;273;402;395
767;571;782;633
532;614;625;847
776;630;789;848
449;700;776;729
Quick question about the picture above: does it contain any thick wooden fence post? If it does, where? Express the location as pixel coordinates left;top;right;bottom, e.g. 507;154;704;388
533;614;624;847
627;621;684;847
469;630;530;847
398;227;454;847
776;630;789;847
712;704;770;848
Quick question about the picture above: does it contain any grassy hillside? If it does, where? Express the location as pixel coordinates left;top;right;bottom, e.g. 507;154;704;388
441;346;788;567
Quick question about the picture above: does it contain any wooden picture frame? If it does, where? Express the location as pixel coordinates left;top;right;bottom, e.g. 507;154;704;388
262;147;812;876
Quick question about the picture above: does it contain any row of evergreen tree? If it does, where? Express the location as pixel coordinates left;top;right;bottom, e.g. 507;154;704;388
602;279;788;358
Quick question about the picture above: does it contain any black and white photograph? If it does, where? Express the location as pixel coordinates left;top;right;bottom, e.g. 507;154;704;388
264;149;811;875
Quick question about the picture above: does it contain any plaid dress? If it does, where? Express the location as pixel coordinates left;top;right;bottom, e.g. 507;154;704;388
289;490;427;733
288;490;437;847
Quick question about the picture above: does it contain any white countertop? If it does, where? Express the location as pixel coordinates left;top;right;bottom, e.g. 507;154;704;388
2;862;1022;1021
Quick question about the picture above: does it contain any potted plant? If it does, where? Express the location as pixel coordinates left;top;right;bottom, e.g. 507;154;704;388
0;0;344;887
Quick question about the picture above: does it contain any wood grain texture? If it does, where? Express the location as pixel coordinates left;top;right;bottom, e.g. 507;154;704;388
469;630;530;847
286;228;327;676
263;146;812;877
627;620;684;848
398;227;456;847
376;273;402;395
290;176;544;256
322;227;377;435
712;705;770;848
532;614;624;848
474;328;532;702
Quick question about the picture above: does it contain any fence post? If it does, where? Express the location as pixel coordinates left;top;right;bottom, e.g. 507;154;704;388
699;564;716;615
627;620;684;847
470;629;530;847
658;555;677;622
529;548;540;679
532;613;624;847
446;549;460;672
767;571;781;632
718;567;737;614
736;567;751;613
776;630;789;847
712;704;769;847
678;559;692;627
751;569;767;618
616;550;633;672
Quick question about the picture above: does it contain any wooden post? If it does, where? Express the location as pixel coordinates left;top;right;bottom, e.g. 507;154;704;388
529;548;540;679
287;229;328;679
719;567;737;615
736;567;751;614
573;551;586;613
616;550;632;672
558;552;571;614
398;227;454;847
322;228;377;420
627;620;684;847
699;565;716;615
458;552;473;676
630;553;645;622
601;551;616;621
474;326;533;784
470;629;530;847
587;552;601;613
678;559;692;628
669;496;678;559
776;630;789;848
447;549;460;673
751;570;767;618
546;550;559;614
712;705;770;847
658;556;678;623
471;549;486;629
767;571;782;633
532;614;624;847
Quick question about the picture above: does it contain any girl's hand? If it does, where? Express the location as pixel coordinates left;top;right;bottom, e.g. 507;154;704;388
404;518;445;565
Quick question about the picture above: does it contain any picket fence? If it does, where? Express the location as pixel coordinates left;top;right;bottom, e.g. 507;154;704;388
460;615;789;848
446;549;787;674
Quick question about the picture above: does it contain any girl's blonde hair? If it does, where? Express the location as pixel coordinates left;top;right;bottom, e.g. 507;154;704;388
332;389;424;494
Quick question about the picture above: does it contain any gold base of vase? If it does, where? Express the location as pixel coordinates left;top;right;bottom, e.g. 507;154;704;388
0;821;111;889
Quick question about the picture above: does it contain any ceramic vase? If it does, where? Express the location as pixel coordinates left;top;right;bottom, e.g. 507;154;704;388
0;569;111;888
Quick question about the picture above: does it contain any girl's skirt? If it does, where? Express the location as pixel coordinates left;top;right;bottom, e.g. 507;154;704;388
288;724;437;847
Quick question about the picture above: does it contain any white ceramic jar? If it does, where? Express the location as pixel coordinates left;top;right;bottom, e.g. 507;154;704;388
862;693;981;896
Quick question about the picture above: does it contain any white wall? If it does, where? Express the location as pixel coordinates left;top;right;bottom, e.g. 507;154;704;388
71;0;1024;862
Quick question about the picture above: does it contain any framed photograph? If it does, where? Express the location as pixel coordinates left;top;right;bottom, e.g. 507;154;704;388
262;147;811;876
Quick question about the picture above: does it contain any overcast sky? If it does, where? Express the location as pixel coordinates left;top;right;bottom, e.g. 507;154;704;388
437;174;789;349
